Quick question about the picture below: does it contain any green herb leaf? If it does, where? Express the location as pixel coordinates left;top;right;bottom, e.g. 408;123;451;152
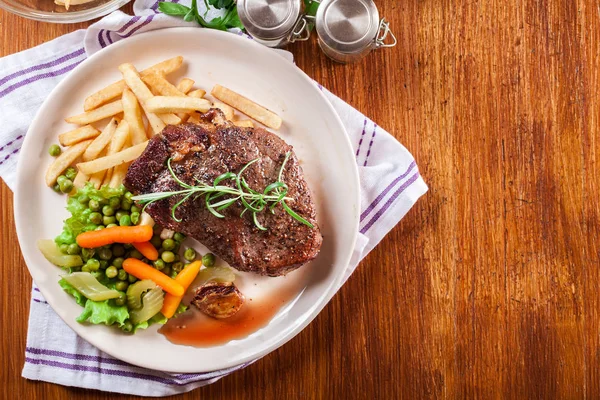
208;0;234;9
158;2;191;16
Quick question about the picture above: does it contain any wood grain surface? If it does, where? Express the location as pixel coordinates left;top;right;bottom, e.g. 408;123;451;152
2;0;599;398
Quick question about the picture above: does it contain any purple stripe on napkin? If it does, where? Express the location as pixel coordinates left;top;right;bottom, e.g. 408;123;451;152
355;118;368;157
363;124;377;166
0;135;23;158
0;48;85;88
360;160;417;222
360;172;420;234
117;16;141;34
32;299;48;305
0;59;84;100
98;30;107;49
0;147;20;166
24;357;217;386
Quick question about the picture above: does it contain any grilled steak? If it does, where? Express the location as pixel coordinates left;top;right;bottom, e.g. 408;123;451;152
124;109;323;276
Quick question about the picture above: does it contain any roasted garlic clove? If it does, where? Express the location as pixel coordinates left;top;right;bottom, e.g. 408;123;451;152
191;281;245;319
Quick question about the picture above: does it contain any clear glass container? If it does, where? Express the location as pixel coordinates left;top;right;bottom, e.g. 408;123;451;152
0;0;130;23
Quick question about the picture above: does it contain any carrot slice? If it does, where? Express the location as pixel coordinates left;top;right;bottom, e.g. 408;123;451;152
132;241;159;261
122;258;184;296
76;225;153;248
161;261;202;318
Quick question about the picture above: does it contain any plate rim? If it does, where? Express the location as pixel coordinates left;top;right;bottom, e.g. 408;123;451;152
14;27;360;373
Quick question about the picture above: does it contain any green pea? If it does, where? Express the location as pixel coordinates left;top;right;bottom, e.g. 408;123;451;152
119;215;132;226
107;223;119;229
118;269;128;281
202;253;216;267
105;266;118;279
130;212;140;225
129;249;143;259
53;183;61;193
130;205;141;214
121;199;132;210
173;254;180;262
59;179;73;193
121;321;133;333
103;216;116;226
183;248;196;261
161;251;175;263
128;274;137;283
81;265;91;273
172;262;184;273
81;248;95;261
112;257;124;268
98;248;112;260
112;245;125;257
114;293;126;306
173;232;186;242
91;271;104;280
115;281;129;291
89;199;100;211
86;258;100;271
57;175;67;185
99;261;109;270
153;259;165;270
124;192;133;201
95;225;105;231
150;235;162;248
109;196;121;209
115;210;128;221
102;205;115;216
65;167;77;180
89;212;102;225
67;243;81;255
162;239;175;251
49;144;61;157
59;243;69;254
78;194;89;204
162;266;172;276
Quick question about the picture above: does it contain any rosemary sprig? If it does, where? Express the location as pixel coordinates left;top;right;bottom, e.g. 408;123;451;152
131;152;314;231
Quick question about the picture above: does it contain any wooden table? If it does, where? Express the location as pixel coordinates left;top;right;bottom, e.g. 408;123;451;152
2;0;599;398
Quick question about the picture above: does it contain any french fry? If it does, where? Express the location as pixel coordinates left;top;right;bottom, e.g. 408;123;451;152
83;118;119;161
122;89;146;145
188;89;206;98
102;169;113;187
89;170;106;189
142;74;191;121
157;112;181;125
211;84;282;129
176;78;195;94
118;63;167;135
187;112;200;124
45;139;93;187
109;162;130;188
65;100;123;125
58;125;100;146
213;101;234;120
77;141;148;175
72;171;89;189
233;119;254;128
84;56;184;111
106;120;129;155
145;96;212;114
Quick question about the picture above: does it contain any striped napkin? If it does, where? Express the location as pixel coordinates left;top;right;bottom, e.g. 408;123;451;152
0;0;427;396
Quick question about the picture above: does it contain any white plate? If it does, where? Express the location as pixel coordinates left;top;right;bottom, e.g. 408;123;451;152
14;27;359;373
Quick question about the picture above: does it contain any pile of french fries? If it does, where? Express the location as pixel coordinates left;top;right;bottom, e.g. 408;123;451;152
45;56;284;193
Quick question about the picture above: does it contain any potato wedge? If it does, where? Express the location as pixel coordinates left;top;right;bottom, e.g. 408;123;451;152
58;125;100;146
213;101;234;120
65;100;123;125
84;56;184;111
118;63;166;135
145;96;212;114
83;118;119;161
176;78;195;94
211;84;282;129
45;139;93;187
233;119;254;128
188;89;206;98
122;89;146;145
77;141;148;175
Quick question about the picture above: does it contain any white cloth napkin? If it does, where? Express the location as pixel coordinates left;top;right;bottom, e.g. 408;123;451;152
0;0;428;396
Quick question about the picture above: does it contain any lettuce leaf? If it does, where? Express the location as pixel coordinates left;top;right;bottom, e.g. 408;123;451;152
55;183;126;245
76;299;129;327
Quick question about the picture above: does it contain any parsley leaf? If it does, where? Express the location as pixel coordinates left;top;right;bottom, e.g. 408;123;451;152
158;0;244;31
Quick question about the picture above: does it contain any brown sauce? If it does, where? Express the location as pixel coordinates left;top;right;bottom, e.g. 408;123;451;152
159;280;303;347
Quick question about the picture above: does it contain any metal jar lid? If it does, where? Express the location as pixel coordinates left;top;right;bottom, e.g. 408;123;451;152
315;0;380;54
237;0;303;41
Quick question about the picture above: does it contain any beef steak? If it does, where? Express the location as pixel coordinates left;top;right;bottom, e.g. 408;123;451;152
124;109;323;276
